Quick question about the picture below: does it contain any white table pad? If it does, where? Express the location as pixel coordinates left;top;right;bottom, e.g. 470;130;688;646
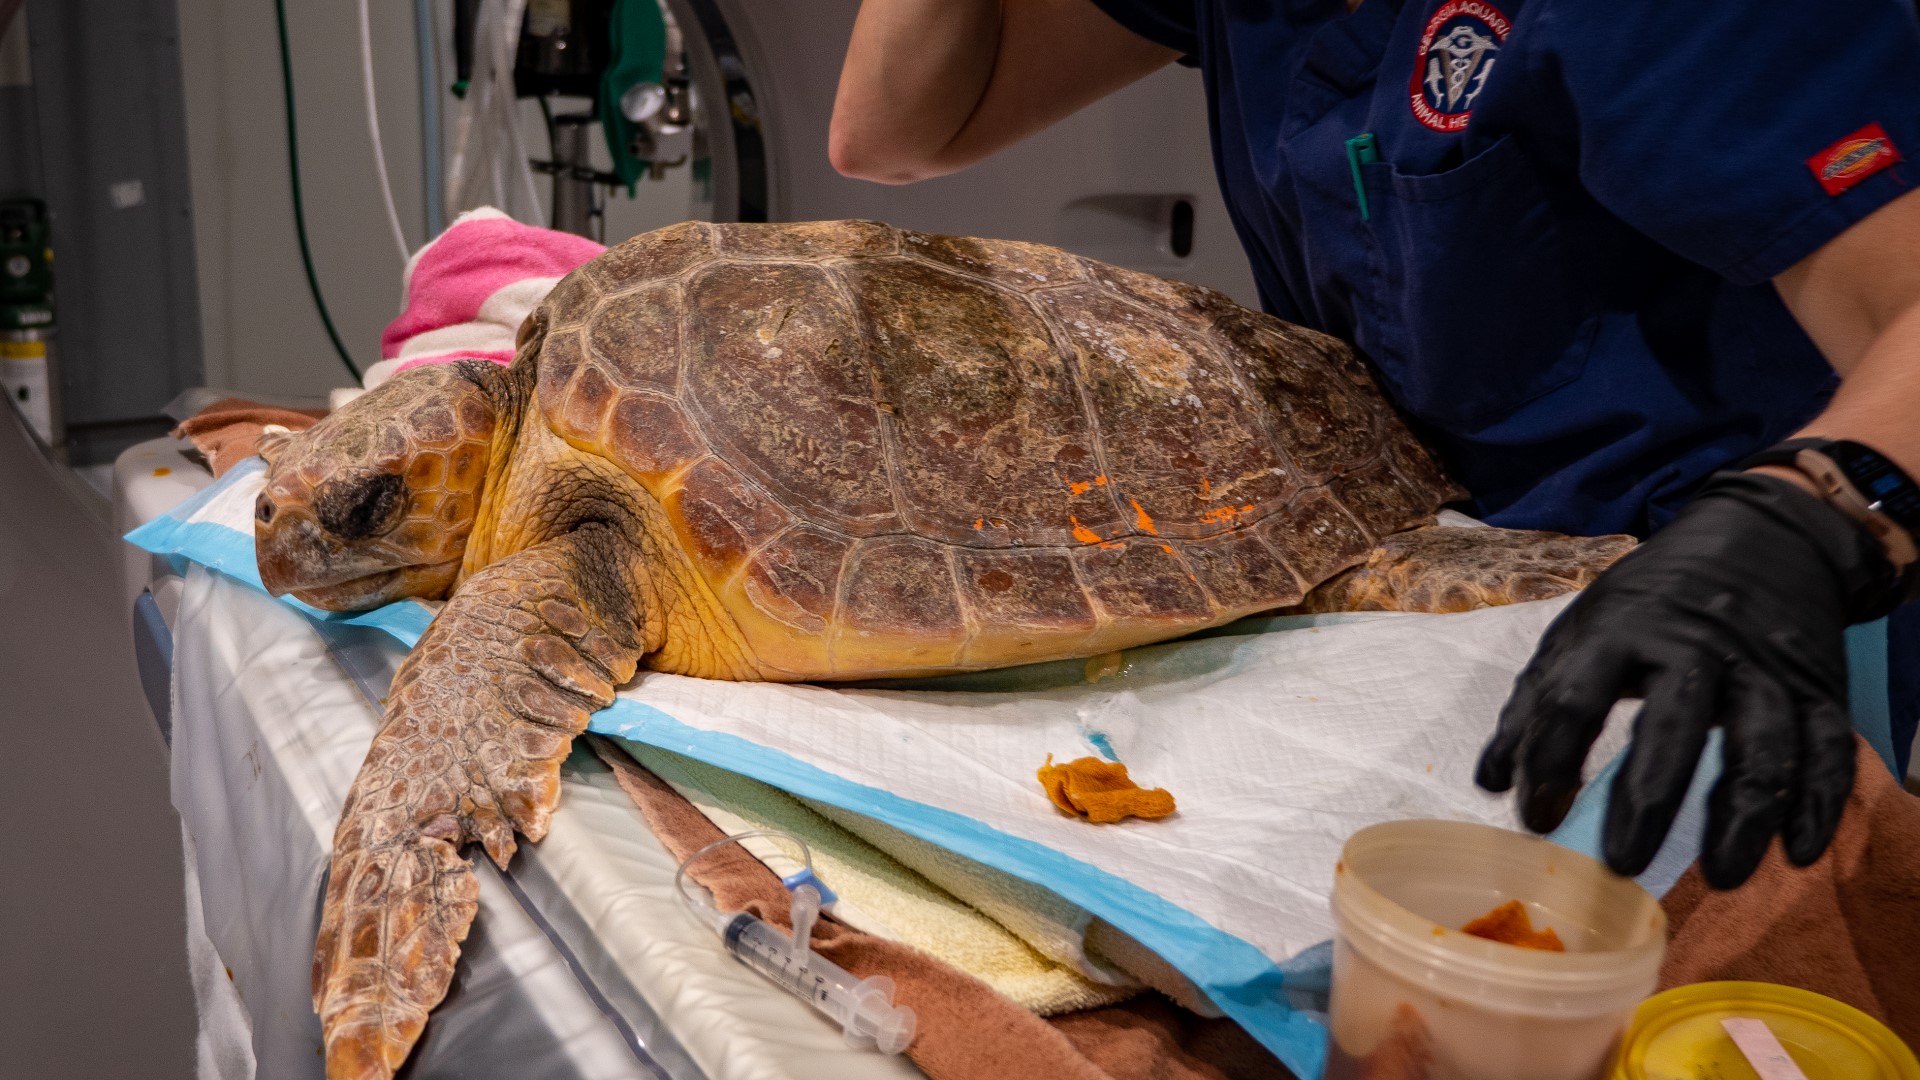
170;565;918;1080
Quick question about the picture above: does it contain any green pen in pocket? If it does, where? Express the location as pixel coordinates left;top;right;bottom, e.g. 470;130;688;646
1346;133;1379;221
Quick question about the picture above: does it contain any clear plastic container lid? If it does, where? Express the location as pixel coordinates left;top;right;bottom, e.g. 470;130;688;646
1614;982;1920;1080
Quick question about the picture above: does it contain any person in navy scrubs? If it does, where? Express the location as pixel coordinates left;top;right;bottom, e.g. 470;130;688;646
831;0;1920;888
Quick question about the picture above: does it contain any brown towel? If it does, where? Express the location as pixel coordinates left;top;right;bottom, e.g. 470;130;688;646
1657;734;1920;1045
171;398;328;477
588;737;1293;1080
1050;997;1290;1080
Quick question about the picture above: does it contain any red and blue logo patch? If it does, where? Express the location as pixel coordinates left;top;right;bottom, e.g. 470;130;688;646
1807;123;1901;196
1409;1;1512;133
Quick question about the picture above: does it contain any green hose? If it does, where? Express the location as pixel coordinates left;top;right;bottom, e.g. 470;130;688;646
274;0;364;382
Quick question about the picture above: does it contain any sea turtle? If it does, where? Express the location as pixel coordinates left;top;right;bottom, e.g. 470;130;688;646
253;220;1630;1079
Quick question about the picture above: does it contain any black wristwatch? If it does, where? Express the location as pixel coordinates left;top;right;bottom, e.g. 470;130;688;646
1738;437;1920;603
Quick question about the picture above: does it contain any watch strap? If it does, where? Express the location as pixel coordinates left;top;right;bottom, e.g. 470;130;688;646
1790;447;1919;573
1737;437;1920;602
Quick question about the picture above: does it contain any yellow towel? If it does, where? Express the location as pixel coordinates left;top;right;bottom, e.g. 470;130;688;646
802;798;1116;982
620;741;1133;1015
806;798;1222;1017
1085;918;1224;1019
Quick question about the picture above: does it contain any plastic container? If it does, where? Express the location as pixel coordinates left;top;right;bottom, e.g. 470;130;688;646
1327;820;1667;1080
1613;982;1920;1080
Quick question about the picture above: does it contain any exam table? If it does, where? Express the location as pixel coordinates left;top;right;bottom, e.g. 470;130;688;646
118;435;921;1080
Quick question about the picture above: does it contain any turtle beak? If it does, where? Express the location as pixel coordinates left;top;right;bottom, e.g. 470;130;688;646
255;490;293;595
256;490;461;609
287;561;461;611
254;490;373;600
255;497;328;598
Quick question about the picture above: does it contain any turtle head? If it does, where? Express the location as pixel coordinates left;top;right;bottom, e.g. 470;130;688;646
255;361;506;610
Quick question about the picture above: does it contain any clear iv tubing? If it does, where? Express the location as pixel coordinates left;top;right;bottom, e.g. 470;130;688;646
674;830;917;1055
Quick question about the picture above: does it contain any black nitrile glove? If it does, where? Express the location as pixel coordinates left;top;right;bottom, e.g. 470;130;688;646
1476;471;1900;889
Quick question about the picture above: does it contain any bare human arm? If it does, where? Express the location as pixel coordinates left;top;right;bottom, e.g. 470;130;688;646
829;0;1178;184
1775;186;1920;478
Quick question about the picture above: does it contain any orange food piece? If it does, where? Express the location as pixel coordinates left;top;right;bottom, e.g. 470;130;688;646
1460;899;1566;952
1036;754;1176;824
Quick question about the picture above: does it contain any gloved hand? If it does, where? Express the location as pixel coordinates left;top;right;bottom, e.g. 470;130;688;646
1476;471;1898;889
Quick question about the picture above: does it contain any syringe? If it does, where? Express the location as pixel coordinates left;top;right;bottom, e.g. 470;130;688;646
677;831;917;1055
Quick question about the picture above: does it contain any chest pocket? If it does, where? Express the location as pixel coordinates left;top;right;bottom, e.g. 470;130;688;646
1358;134;1598;431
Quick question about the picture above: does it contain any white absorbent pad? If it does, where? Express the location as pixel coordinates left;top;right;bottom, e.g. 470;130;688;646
591;601;1633;1073
139;459;1856;1079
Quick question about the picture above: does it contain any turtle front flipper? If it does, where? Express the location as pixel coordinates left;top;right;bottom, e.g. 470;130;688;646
312;525;649;1080
1295;525;1638;614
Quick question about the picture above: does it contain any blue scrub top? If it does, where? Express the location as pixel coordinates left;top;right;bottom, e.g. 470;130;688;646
1089;0;1920;761
1093;0;1920;535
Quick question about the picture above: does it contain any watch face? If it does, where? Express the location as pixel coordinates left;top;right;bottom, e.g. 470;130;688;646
1831;440;1920;528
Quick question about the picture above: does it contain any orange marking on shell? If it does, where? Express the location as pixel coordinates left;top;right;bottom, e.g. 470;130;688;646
1099;541;1124;550
1159;544;1175;555
1069;480;1092;496
1069;516;1103;545
1129;497;1159;535
1198;502;1259;525
973;518;984;529
1200;477;1211;496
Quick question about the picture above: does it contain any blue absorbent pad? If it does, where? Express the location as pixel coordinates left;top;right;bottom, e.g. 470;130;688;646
131;460;1895;1079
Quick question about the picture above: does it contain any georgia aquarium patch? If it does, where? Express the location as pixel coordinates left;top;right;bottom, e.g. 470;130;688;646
1410;1;1511;133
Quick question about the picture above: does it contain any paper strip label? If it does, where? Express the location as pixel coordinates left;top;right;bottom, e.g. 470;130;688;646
1722;1018;1810;1080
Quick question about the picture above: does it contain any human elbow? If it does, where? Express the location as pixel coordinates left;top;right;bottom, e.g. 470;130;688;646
828;123;946;185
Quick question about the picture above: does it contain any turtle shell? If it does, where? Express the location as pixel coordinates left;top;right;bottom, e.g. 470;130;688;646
533;220;1457;678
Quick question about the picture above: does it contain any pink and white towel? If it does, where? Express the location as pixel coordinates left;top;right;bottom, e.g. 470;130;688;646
362;207;607;391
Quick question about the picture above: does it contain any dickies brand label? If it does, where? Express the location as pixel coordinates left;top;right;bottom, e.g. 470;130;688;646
1808;123;1901;195
1410;1;1511;133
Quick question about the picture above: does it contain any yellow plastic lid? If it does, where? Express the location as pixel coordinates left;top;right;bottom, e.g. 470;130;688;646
1614;982;1920;1080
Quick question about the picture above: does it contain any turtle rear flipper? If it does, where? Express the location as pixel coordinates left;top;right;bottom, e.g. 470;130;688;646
313;526;648;1080
1296;525;1637;614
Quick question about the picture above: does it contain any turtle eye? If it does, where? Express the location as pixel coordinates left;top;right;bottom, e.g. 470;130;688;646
314;473;408;540
256;494;275;524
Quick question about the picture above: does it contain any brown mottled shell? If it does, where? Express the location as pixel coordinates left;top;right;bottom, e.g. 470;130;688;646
534;220;1459;678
